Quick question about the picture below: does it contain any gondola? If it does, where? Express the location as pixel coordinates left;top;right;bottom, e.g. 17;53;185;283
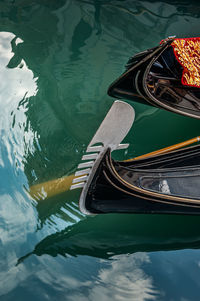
71;101;200;215
108;36;200;119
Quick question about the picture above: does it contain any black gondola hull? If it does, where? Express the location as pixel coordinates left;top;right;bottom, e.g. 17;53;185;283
108;37;200;119
85;147;200;215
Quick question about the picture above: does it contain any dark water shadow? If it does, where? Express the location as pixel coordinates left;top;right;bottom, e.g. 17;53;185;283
18;213;200;264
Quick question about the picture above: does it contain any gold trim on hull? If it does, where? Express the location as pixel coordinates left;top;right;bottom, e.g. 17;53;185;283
108;153;200;207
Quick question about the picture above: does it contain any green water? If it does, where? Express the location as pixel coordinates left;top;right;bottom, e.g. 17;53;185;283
1;0;200;300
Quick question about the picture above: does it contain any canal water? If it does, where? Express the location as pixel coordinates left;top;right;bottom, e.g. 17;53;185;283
1;0;200;300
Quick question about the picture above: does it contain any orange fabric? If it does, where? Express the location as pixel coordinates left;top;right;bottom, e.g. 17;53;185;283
171;37;200;87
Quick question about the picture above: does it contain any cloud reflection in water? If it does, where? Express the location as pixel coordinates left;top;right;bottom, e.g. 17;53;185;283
0;32;38;172
31;252;159;301
0;31;38;295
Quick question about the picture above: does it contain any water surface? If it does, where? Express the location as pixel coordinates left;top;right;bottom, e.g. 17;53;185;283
1;1;200;300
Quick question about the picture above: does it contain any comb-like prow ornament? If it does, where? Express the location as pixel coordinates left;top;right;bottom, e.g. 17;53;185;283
70;100;135;214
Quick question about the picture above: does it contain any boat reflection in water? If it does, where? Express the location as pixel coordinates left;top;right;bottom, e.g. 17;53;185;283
18;213;200;261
